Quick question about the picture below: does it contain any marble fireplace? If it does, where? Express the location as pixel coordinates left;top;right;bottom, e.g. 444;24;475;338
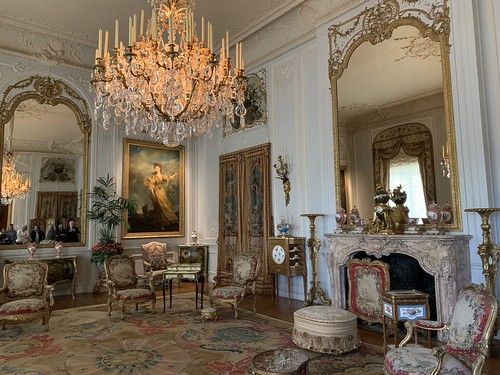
325;233;471;328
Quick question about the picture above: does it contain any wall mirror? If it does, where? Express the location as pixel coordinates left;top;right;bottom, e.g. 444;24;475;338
0;76;91;247
328;0;461;229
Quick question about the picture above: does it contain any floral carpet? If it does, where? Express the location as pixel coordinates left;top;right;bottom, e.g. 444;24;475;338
0;294;384;374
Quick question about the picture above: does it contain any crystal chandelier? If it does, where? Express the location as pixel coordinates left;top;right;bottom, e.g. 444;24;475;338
91;0;246;146
1;153;31;205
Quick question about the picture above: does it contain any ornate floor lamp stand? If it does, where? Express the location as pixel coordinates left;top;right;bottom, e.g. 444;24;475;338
465;208;500;343
301;213;331;306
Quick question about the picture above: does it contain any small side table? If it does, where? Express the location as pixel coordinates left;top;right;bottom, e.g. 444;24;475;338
162;263;204;312
382;289;430;352
250;348;309;375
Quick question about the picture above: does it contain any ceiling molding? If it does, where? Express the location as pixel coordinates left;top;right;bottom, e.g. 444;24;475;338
0;21;94;69
230;0;306;45
0;12;94;47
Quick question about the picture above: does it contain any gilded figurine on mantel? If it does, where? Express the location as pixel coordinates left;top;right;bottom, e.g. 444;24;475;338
368;184;409;234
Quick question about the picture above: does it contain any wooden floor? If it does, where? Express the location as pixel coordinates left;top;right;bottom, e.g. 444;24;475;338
53;283;500;373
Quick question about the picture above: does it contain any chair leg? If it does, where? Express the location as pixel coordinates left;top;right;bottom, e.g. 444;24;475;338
151;298;156;313
253;293;257;313
135;303;139;311
120;302;125;320
1;320;5;330
43;312;50;331
107;297;112;317
209;295;215;308
233;300;239;319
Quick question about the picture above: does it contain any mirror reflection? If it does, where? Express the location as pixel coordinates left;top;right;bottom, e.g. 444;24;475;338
336;25;455;225
0;99;84;245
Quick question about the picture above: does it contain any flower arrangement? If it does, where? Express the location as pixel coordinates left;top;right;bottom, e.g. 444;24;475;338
90;242;124;264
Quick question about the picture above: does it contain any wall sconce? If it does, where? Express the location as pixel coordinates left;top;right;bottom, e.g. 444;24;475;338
440;143;451;178
274;155;290;206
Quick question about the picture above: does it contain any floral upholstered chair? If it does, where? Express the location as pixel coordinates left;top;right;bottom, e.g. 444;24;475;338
104;255;156;318
210;254;261;319
384;284;498;375
347;258;390;323
0;260;54;330
141;242;176;279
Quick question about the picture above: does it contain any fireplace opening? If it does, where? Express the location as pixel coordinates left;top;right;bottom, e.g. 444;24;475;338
346;251;437;321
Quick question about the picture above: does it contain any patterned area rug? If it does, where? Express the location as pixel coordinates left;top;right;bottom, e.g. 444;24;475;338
0;294;384;374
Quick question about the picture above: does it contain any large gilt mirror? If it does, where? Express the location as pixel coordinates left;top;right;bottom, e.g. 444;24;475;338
0;76;91;247
329;0;461;229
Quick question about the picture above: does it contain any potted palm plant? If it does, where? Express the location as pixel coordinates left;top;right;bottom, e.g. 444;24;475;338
88;174;135;273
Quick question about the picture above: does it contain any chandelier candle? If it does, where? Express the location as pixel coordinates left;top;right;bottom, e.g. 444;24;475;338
91;0;246;146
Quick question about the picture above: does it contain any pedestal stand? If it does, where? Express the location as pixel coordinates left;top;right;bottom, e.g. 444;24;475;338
465;208;500;349
300;213;331;306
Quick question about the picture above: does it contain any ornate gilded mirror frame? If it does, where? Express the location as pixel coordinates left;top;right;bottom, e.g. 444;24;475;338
328;0;461;230
0;76;92;247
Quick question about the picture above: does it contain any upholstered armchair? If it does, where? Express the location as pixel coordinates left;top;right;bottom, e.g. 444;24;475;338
384;284;498;375
141;242;176;281
210;254;261;319
0;260;54;330
104;255;156;318
347;258;390;323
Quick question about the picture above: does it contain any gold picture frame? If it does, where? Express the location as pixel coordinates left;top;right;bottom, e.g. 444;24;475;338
122;138;185;239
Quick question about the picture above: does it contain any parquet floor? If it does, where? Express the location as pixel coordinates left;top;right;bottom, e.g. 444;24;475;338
52;283;500;373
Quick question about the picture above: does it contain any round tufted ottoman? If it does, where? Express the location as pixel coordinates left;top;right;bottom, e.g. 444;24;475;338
292;306;360;354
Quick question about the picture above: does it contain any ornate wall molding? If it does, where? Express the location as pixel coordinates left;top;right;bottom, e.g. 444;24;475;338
325;232;471;337
0;76;91;134
328;0;450;80
0;75;92;247
0;20;93;69
275;60;296;94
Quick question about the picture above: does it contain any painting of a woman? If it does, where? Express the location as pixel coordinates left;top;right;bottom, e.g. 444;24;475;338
145;164;178;229
122;139;185;238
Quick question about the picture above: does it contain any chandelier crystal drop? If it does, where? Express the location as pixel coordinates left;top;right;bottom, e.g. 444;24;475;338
91;0;247;146
1;153;31;206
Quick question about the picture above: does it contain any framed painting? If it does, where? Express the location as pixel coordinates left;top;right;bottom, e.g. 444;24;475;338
224;68;267;136
122;138;185;238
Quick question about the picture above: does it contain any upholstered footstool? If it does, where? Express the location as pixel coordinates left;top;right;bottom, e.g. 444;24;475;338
292;306;360;354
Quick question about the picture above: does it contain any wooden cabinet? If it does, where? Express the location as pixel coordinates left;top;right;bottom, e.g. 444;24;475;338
267;236;307;300
177;244;208;279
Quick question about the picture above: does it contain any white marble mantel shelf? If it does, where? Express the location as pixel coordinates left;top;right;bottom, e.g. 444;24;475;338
325;233;472;330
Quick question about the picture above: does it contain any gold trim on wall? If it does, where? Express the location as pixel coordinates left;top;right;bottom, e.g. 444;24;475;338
0;76;91;247
328;0;461;230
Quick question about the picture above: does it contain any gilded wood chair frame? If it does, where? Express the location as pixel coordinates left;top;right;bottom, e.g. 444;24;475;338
104;255;156;319
0;260;54;330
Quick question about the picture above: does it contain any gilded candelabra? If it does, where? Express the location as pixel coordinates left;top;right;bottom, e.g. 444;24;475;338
464;208;500;292
300;213;331;306
465;208;500;351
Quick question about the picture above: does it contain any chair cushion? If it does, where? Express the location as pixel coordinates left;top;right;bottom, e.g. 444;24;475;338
0;298;49;315
211;286;246;299
116;288;154;300
384;346;471;375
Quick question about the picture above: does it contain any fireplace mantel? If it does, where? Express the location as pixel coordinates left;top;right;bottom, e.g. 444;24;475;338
325;233;471;327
